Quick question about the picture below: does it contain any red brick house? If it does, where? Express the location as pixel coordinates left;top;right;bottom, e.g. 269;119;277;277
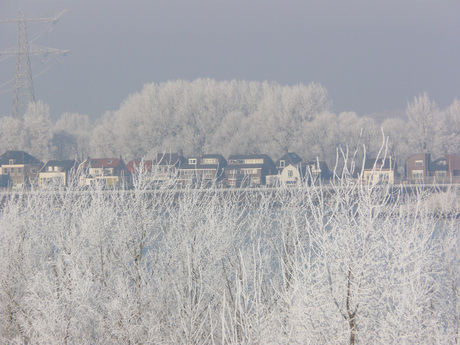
405;153;431;183
429;154;460;183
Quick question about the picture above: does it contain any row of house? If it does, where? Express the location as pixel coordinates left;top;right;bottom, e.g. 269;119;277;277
1;150;460;189
127;151;331;188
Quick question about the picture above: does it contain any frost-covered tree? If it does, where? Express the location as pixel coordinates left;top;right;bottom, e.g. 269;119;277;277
442;99;460;154
90;111;120;158
89;79;331;160
382;117;411;174
54;112;93;160
406;92;440;155
1;159;459;343
299;111;339;165
0;116;23;152
22;101;55;161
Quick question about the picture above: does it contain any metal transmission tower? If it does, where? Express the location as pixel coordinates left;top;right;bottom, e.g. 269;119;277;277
0;9;69;118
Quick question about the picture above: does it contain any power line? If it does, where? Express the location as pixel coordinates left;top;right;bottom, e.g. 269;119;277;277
0;9;69;118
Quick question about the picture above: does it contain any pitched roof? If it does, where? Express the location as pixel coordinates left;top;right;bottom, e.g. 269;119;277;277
228;154;272;160
180;154;227;170
224;164;267;170
40;160;79;172
201;154;225;160
277;152;303;166
81;158;124;169
0;151;42;166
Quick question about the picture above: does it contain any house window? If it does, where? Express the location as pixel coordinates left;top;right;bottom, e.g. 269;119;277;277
246;159;263;164
251;177;261;184
280;160;285;168
415;160;423;167
48;166;53;172
412;170;424;179
288;170;293;177
54;166;59;172
189;158;197;165
9;159;14;165
242;168;256;175
3;168;7;174
435;171;447;178
18;168;22;173
11;168;14;173
228;159;246;164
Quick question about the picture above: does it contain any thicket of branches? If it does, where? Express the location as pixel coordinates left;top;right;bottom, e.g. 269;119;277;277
1;158;459;344
0;80;459;172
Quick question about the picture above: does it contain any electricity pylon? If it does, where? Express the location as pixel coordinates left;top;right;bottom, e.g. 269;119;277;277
0;9;69;118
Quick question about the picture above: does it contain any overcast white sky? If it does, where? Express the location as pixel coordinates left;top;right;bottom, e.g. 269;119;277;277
1;0;459;120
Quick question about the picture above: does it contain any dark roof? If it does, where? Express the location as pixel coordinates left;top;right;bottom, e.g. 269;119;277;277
178;154;226;169
363;158;395;170
0;151;42;166
224;164;267;170
40;160;79;172
181;160;226;170
180;164;222;170
277;152;303;166
228;154;272;160
81;158;125;169
201;154;225;160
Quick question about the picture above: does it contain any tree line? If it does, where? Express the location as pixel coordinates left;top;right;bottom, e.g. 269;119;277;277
0;79;459;174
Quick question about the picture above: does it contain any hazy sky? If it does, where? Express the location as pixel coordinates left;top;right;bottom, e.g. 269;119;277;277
1;0;459;120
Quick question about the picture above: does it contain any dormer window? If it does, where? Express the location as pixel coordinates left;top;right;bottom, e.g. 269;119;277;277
9;159;14;165
189;158;197;165
280;160;285;168
48;166;53;172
